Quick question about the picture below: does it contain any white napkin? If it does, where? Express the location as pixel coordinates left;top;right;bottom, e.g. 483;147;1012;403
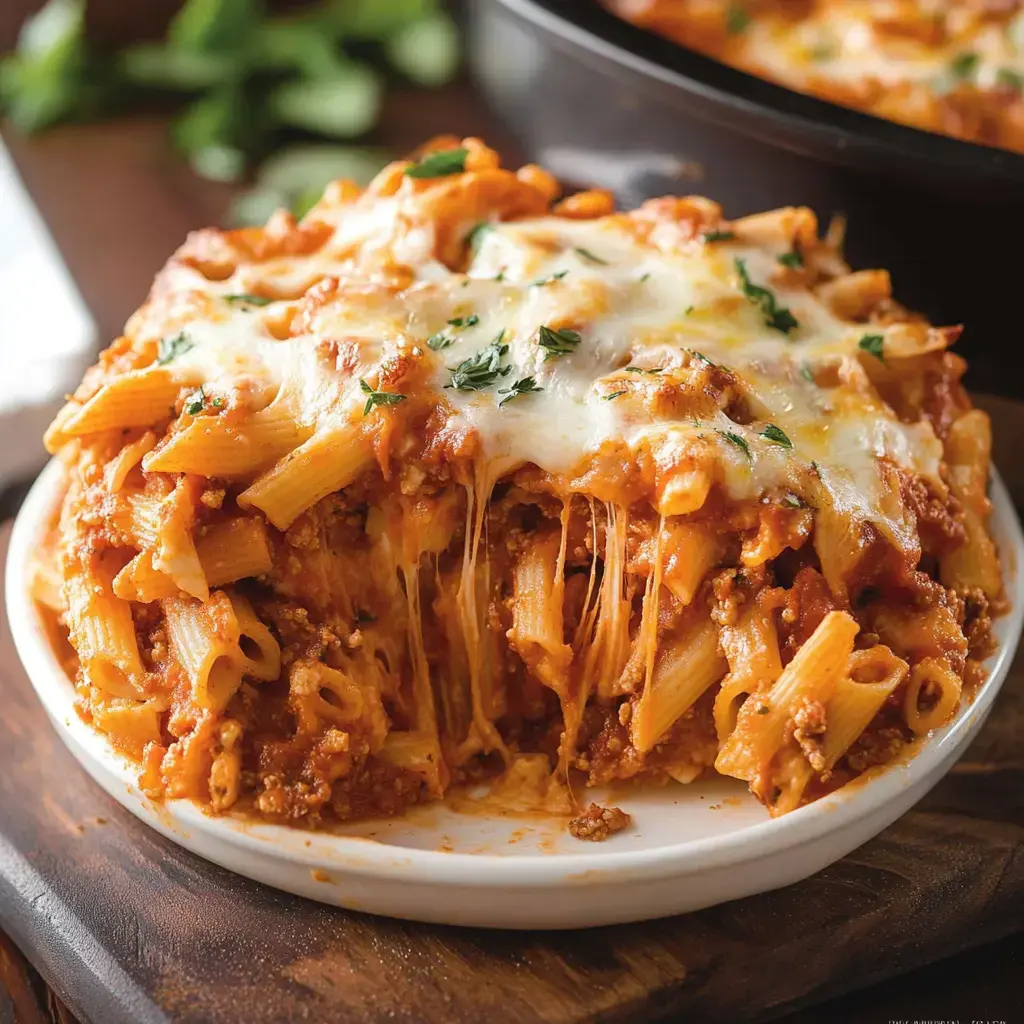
0;137;96;486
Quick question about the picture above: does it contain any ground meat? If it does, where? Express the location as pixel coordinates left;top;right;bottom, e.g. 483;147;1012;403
568;803;631;842
791;696;827;773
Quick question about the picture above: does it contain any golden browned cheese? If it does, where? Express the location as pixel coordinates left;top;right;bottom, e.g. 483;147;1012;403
606;0;1024;153
38;137;1001;830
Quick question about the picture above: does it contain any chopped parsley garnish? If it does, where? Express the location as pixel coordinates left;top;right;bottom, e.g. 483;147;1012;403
950;52;979;81
446;333;512;390
494;269;505;282
603;389;628;401
211;397;224;408
702;229;735;242
761;423;793;448
225;293;272;307
498;376;543;407
735;258;799;334
574;247;609;265
404;147;468;179
810;460;822;476
799;362;815;382
782;494;803;508
998;68;1024;91
685;305;695;315
858;333;886;363
639;272;652;283
184;387;205;416
725;4;750;34
717;430;751;458
777;251;803;269
531;270;569;286
685;348;713;367
466;221;492;253
428;314;479;350
625;365;663;375
157;332;193;365
359;379;407;415
537;325;582;360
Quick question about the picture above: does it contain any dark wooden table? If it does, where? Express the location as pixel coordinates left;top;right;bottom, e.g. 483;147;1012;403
2;93;1023;1024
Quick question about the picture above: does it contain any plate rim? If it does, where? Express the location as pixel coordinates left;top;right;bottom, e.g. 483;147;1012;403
7;456;1024;888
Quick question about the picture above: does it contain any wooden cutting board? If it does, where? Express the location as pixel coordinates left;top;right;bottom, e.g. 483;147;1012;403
1;488;1023;1024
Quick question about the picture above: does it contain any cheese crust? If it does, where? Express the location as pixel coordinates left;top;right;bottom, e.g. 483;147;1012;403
607;0;1024;153
38;137;1001;828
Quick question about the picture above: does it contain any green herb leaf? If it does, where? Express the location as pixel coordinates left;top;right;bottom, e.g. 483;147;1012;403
446;333;512;390
725;4;750;34
498;376;543;407
360;378;407;415
225;293;272;306
603;389;628;401
858;333;885;363
684;305;695;315
702;229;735;242
685;348;713;367
211;396;224;408
777;250;803;269
638;272;651;283
537;325;582;360
427;332;453;350
781;494;802;508
531;270;569;286
269;66;383;140
466;221;492;253
761;423;793;448
735;258;799;334
624;365;663;375
950;52;979;80
718;430;751;458
405;146;468;179
386;12;460;89
997;67;1024;91
574;246;609;265
448;314;479;328
184;387;205;416
157;332;194;365
799;362;815;382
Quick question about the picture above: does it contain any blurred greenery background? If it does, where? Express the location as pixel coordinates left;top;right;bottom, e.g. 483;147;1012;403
0;0;461;224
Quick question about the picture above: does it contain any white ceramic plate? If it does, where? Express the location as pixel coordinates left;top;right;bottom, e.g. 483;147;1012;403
7;458;1024;929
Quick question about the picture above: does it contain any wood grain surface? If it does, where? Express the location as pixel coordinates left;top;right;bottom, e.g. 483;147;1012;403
0;512;1022;1024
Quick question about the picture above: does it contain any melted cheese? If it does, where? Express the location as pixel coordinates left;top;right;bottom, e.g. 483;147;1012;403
140;204;943;547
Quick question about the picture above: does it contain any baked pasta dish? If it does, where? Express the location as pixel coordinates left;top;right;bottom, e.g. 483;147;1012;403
605;0;1024;153
37;137;1002;834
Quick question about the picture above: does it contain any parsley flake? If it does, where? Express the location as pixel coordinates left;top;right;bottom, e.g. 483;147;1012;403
950;52;979;80
603;389;628;401
574;246;609;265
498;376;543;407
997;68;1024;91
782;494;803;508
405;147;468;179
157;332;193;365
726;4;750;34
702;229;735;242
625;365;663;375
427;332;454;351
685;348;713;367
735;258;799;334
761;423;793;448
685;305;695;315
448;314;479;328
537;325;582;360
777;251;803;269
858;333;885;363
466;222;493;253
225;293;272;307
531;270;569;287
446;333;512;391
639;272;651;283
184;387;205;416
211;397;224;408
799;362;815;383
360;379;407;415
718;430;751;459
